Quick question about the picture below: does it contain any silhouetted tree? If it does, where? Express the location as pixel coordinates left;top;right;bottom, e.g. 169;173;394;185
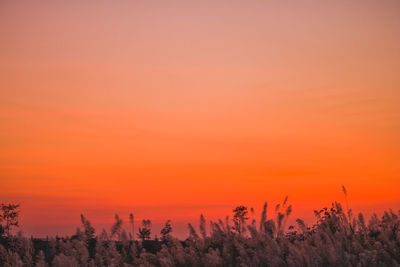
232;205;249;234
0;203;20;237
137;219;151;241
160;220;172;241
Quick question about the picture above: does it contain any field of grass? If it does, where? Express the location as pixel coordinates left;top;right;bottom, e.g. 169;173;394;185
0;198;399;266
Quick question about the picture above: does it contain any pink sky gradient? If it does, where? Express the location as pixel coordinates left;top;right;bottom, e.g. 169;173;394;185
1;0;399;238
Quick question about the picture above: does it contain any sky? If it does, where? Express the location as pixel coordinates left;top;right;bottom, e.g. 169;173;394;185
0;0;399;238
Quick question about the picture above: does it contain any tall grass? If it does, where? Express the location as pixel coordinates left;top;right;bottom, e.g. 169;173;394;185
0;199;399;266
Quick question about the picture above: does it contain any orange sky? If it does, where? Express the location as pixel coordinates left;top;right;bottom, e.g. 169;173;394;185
1;1;399;238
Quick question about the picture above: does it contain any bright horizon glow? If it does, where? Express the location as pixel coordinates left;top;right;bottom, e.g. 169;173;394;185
1;1;399;238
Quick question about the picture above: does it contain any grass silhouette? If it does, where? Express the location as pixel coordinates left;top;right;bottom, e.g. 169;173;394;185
0;189;399;266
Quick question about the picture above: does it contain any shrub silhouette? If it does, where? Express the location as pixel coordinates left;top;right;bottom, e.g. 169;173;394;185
137;219;152;241
0;203;20;237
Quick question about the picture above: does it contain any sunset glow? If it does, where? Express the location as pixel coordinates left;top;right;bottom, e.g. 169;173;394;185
1;1;399;238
